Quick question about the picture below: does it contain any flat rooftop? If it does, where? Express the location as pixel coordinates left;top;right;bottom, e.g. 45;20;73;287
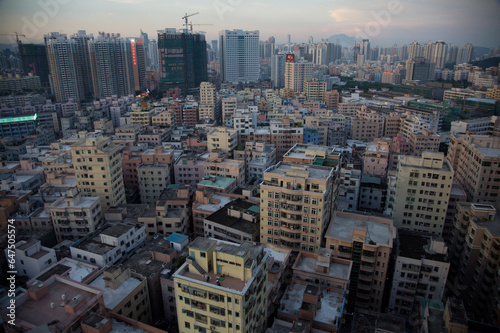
280;283;344;326
34;259;96;283
294;256;350;280
198;176;236;189
205;199;260;236
51;195;99;209
398;231;447;262
189;237;217;252
100;224;134;238
326;213;393;246
72;238;115;255
265;162;333;181
194;195;234;213
89;273;142;310
15;277;101;328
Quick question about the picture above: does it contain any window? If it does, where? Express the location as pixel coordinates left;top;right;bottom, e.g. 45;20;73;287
185;322;190;329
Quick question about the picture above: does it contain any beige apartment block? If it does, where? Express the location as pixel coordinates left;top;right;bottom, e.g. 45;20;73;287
130;103;155;126
363;140;390;177
448;134;500;209
207;127;238;153
351;107;384;141
325;211;396;311
260;162;336;253
392;152;453;236
284;59;313;93
204;152;245;187
71;132;126;211
173;238;269;333
221;95;237;123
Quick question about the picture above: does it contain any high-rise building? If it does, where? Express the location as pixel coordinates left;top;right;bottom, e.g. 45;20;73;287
271;53;286;88
45;32;84;102
148;39;159;68
140;29;150;68
448;203;500;324
88;33;136;99
158;28;208;94
408;41;423;60
71;132;126;211
405;57;435;81
360;39;370;61
260;157;338;252
430;41;448;69
18;43;50;85
392;152;453;236
284;58;313;93
457;43;474;64
130;37;147;92
71;30;93;100
219;30;259;83
448;133;500;209
173;237;269;333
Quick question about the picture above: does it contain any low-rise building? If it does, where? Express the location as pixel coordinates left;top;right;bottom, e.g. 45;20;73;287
7;239;57;279
204;199;260;244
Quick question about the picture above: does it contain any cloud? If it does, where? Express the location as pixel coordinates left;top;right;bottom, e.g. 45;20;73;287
329;8;363;23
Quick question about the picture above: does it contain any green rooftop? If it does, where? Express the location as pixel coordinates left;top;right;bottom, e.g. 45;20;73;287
247;205;260;213
168;184;180;189
198;176;236;189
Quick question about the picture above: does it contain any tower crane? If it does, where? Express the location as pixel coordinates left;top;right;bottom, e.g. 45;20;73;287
181;12;199;34
0;32;26;44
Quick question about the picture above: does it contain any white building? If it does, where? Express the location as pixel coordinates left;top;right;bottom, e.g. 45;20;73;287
220;30;259;83
70;223;146;267
7;239;57;279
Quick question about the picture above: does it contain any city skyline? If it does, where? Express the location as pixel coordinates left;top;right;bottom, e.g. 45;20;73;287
0;0;499;48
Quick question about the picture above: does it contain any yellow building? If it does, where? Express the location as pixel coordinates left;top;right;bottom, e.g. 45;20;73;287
131;103;155;126
207;127;238;153
71;132;126;211
303;79;327;101
486;85;500;100
260;161;337;253
173;237;269;333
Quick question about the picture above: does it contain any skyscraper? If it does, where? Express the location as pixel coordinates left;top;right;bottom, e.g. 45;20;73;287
148;39;159;68
88;33;135;99
71;30;93;100
271;53;286;88
140;29;150;68
408;41;423;60
130;37;146;92
360;39;370;61
45;32;84;103
219;29;259;83
430;41;448;68
157;28;208;95
457;43;474;64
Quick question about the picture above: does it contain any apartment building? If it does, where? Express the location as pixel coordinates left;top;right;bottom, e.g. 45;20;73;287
70;132;126;211
363;140;390;177
448;203;500;324
130;104;155;126
7;239;57;279
46;187;102;242
204;199;260;244
350;108;384;141
174;151;208;186
204;152;245;187
392;152;454;236
325;211;396;312
234;141;276;183
408;129;440;156
173;237;269;333
138;162;170;205
389;231;449;317
448;134;500;210
260;162;337;253
270;119;304;161
207;127;238;153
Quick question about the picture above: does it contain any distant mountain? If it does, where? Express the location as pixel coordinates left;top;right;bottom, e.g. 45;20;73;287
473;46;490;59
326;34;358;48
470;57;500;70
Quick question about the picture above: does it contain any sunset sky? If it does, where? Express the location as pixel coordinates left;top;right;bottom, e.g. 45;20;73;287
0;0;499;47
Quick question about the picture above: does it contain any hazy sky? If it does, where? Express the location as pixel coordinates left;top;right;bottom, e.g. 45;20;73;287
0;0;499;47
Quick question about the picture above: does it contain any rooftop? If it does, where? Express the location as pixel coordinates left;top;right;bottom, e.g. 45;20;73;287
100;224;134;238
205;199;260;236
89;273;142;310
326;212;393;246
72;238;115;255
198;176;236;189
294;256;350;280
189;237;217;252
265;162;333;182
166;233;189;244
32;259;96;283
398;231;447;262
193;194;234;213
280;282;344;326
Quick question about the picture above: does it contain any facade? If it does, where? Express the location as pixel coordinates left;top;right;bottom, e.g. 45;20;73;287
271;53;286;88
284;58;313;93
71;132;126;211
405;57;435;81
303;79;327;101
46;187;102;242
220;30;260;83
350;108;384;141
138;162;170;205
174;151;206;186
204;152;245;187
8;239;57;279
448;134;500;210
392;152;454;236
363;140;390;177
207;127;238;153
448;203;500;324
173;237;269;333
158;28;208;94
260;161;337;253
389;231;449;317
325;211;396;312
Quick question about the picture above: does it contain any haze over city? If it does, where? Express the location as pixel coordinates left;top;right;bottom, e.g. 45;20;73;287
0;0;499;46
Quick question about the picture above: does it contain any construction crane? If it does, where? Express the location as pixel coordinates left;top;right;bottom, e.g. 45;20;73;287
0;32;26;44
182;12;199;34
